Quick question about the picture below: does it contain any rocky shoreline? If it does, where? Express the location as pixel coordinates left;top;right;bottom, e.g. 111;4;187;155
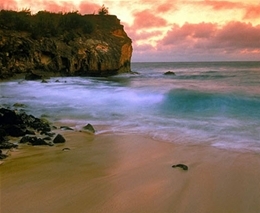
0;107;95;161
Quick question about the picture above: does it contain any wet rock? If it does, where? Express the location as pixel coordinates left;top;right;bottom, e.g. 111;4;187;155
60;126;74;130
0;107;67;159
43;136;52;141
0;108;21;125
164;71;176;75
19;112;51;132
20;136;48;146
45;132;56;137
13;103;26;108
53;134;66;143
0;150;8;159
172;164;188;171
0;142;18;149
21;135;50;145
5;125;26;137
25;129;36;135
82;123;95;133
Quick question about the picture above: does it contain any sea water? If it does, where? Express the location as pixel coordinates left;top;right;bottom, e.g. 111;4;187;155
1;61;260;152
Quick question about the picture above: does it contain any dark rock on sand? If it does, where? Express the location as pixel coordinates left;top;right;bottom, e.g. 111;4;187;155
25;129;36;135
60;126;74;131
0;150;8;159
5;125;26;137
82;123;95;133
0;142;18;149
172;164;188;171
20;136;49;146
45;132;56;137
0;108;21;125
19;112;51;132
53;134;66;143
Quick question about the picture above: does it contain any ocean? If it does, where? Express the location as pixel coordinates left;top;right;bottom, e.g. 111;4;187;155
1;61;260;153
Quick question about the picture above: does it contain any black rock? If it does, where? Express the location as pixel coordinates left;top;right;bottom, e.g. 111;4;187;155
25;129;36;135
5;125;26;137
0;142;18;149
20;136;48;146
43;136;52;141
45;132;56;137
20;136;31;143
60;126;74;130
53;134;66;143
164;71;176;75
172;164;188;171
82;123;95;133
0;153;8;159
0;108;21;125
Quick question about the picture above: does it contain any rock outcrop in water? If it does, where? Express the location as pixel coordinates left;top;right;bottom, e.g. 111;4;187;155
0;11;132;79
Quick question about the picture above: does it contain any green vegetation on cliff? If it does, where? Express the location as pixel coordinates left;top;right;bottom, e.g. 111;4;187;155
0;9;96;38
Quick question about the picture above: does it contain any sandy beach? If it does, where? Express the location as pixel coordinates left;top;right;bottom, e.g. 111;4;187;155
1;128;260;213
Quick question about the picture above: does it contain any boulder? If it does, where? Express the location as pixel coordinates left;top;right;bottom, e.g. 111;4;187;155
0;142;18;149
82;123;95;133
20;136;49;146
53;134;66;143
164;71;176;75
5;125;26;137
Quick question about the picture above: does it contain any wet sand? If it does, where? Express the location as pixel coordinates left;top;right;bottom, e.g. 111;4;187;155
1;129;260;213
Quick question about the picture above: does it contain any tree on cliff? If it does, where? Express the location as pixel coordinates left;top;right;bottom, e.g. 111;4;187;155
98;5;109;15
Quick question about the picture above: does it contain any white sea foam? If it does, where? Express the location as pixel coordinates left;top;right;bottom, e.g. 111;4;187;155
1;61;260;153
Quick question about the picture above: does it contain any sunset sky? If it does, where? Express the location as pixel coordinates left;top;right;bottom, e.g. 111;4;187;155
1;0;260;62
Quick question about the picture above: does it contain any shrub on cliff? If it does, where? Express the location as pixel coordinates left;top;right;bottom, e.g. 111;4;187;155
0;9;94;38
98;5;109;15
0;9;31;31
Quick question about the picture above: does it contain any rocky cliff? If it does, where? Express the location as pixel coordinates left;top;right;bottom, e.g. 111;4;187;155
0;14;132;79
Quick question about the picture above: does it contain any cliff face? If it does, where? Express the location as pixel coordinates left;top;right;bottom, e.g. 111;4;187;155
0;15;132;79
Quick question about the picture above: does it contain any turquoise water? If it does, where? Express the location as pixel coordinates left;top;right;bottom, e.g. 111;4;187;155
1;61;260;152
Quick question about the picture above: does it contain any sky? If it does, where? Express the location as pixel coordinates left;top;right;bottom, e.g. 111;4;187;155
1;0;260;62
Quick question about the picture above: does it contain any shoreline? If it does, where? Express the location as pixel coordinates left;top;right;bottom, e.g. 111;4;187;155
1;128;260;213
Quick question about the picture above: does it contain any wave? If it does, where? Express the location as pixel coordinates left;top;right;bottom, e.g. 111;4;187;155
160;89;260;119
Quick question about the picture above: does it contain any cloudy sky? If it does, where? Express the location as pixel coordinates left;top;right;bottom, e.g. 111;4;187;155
1;0;260;62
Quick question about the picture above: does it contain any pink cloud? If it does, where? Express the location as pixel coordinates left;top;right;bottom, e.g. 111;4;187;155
134;43;154;52
128;29;163;41
213;22;260;49
156;2;177;13
162;22;217;45
161;21;260;50
133;9;168;28
202;0;244;10
134;21;260;61
0;0;17;10
42;1;76;13
79;2;99;15
244;5;260;19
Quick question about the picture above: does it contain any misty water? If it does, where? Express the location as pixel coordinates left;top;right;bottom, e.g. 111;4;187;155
1;61;260;152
